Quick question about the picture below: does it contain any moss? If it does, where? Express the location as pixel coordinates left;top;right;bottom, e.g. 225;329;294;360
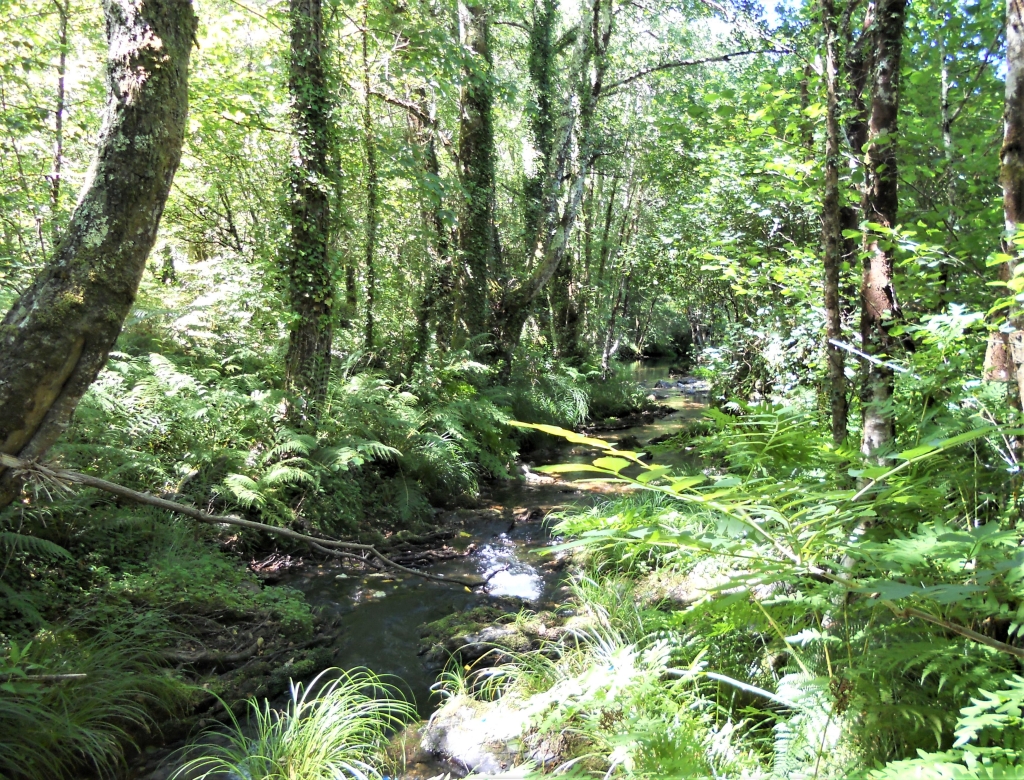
418;604;510;646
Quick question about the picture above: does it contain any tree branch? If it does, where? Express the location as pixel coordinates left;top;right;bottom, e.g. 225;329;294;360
602;48;792;93
369;89;434;126
0;454;485;589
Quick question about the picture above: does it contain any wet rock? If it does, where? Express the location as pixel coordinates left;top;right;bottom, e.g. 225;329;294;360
647;433;675;446
617;434;642;450
519;463;554;485
421;697;526;774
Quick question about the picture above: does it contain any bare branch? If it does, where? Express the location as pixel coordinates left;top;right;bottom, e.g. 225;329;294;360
602;48;792;94
369;90;434;126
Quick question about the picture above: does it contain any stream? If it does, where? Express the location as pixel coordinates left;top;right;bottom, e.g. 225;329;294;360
284;362;707;718
140;363;706;779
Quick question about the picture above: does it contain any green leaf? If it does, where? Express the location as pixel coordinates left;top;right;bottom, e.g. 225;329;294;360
592;457;631;473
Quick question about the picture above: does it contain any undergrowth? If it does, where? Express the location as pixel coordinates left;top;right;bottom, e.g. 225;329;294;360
449;389;1024;778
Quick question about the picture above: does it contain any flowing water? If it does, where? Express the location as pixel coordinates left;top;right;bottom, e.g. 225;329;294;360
284;362;707;717
139;364;706;778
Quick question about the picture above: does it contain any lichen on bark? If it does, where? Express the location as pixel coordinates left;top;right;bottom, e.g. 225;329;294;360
0;0;197;509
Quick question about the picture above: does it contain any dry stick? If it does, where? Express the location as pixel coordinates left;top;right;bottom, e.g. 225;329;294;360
0;673;87;682
0;454;485;589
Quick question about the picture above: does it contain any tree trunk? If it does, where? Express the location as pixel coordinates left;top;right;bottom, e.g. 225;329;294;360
410;95;454;370
985;0;1024;408
458;0;495;340
859;0;906;462
362;1;378;353
48;0;69;246
0;0;197;510
822;0;848;446
489;0;610;375
284;0;334;411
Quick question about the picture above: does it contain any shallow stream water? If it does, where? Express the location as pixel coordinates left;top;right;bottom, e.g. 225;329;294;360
139;363;706;778
283;362;707;717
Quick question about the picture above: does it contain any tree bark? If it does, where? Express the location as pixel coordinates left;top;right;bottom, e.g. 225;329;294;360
984;0;1024;411
458;0;495;341
48;0;69;246
822;0;848;445
859;0;906;462
362;0;378;353
0;0;197;510
410;93;454;370
284;0;334;411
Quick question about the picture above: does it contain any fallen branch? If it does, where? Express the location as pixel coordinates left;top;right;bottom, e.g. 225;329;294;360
0;453;485;589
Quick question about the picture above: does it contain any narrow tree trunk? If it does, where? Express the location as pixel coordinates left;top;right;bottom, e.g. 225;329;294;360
410;97;454;370
284;0;334;411
48;0;68;246
859;0;907;462
985;0;1024;407
0;0;197;510
822;0;848;445
458;0;495;340
362;2;377;353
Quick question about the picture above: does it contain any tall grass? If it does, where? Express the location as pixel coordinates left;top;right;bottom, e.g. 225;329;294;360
174;668;415;780
0;615;189;779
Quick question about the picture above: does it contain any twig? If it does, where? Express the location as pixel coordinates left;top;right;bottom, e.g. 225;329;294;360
0;454;485;589
828;339;918;378
0;673;87;682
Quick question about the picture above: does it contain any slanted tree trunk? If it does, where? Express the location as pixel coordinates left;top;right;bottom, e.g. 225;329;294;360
822;0;848;445
284;0;334;412
859;0;906;462
0;0;197;510
488;0;611;378
458;0;495;340
985;0;1024;407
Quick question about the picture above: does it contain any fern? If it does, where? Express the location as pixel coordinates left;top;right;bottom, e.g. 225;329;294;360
0;532;71;561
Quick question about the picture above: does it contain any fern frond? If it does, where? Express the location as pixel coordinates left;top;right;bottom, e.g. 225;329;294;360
0;532;72;560
223;474;266;509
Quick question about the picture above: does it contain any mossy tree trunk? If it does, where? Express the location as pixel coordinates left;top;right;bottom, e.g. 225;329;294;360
284;0;335;414
458;0;496;342
489;0;610;379
0;0;197;510
362;0;378;354
410;93;455;371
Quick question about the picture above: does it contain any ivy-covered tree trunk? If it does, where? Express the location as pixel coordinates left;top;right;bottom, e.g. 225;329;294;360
458;0;495;341
984;0;1024;408
489;0;609;377
284;0;334;411
822;0;848;445
859;0;906;462
48;0;69;246
362;0;378;353
410;93;454;369
0;0;197;510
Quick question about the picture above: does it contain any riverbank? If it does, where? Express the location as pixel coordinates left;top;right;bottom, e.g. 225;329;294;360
122;367;705;779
